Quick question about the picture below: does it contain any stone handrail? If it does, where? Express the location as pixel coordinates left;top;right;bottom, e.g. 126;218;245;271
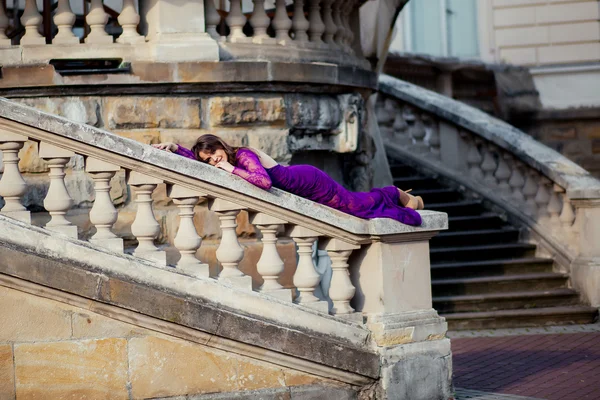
377;74;600;306
0;98;447;323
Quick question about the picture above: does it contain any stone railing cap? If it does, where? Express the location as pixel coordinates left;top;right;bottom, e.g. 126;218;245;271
0;98;447;237
379;74;600;200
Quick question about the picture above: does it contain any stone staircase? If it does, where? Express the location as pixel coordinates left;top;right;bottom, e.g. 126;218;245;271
389;160;599;331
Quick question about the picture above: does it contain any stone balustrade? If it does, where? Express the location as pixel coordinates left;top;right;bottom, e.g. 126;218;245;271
377;74;600;307
0;98;447;328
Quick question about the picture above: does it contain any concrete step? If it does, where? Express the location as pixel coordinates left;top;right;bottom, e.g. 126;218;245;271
431;257;555;279
444;306;599;330
434;288;581;313
431;272;569;296
430;243;537;263
447;215;508;231
431;228;521;248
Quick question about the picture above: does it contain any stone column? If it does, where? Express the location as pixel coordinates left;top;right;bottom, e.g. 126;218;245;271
0;131;30;223
323;238;359;317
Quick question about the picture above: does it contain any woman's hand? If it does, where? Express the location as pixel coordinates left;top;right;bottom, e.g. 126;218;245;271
215;160;235;173
152;142;178;152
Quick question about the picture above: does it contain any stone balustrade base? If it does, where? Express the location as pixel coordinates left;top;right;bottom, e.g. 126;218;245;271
1;210;31;224
89;237;124;253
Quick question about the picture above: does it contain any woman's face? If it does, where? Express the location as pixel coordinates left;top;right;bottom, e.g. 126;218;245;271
198;148;228;166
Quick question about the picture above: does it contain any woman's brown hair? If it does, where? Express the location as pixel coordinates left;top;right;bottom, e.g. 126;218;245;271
191;134;240;164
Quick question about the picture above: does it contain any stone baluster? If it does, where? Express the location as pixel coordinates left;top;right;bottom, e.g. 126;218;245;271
559;193;576;246
53;0;79;44
332;0;344;48
250;212;292;301
205;0;221;40
0;132;30;223
289;225;328;312
39;143;77;238
424;115;441;160
307;0;325;46
409;113;428;154
495;153;512;197
292;0;309;44
85;158;123;252
117;0;144;43
85;0;112;44
321;0;336;47
547;184;563;228
480;144;498;186
341;0;355;52
20;0;45;45
209;199;252;289
522;170;539;216
168;185;209;278
324;238;359;316
534;177;551;223
508;159;526;203
466;137;484;181
226;0;249;43
0;0;10;46
128;171;166;265
250;0;274;44
393;112;410;146
272;0;292;45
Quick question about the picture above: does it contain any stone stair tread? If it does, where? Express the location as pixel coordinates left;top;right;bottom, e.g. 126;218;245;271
431;257;554;269
434;288;578;302
432;272;569;286
410;188;456;195
430;243;536;253
448;214;501;221
442;306;599;320
427;200;481;208
436;228;519;237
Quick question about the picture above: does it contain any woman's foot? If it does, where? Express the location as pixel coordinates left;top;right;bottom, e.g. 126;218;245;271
397;188;424;210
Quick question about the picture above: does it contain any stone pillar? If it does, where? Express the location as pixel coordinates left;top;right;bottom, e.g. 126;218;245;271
0;131;30;223
570;198;600;307
144;0;218;62
323;238;359;316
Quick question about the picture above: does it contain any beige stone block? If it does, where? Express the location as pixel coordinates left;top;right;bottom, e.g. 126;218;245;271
535;2;600;24
129;335;239;398
499;47;538;65
208;96;286;127
14;97;101;126
72;312;149;339
0;345;15;400
18;141;48;174
159;129;210;151
0;286;72;342
283;369;323;386
494;7;536;27
105;97;202;129
113;129;161;145
14;338;129;399
236;357;287;391
496;26;549;47
538;43;600;64
247;128;291;163
549;22;600;44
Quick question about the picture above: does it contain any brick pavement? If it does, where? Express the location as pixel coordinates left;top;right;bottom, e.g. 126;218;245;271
451;330;600;400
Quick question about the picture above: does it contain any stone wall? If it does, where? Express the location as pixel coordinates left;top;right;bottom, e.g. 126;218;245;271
0;284;355;399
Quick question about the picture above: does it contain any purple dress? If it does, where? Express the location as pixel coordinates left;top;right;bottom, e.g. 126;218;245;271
175;147;422;226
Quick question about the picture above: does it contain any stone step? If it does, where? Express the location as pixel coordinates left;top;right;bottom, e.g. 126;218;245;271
393;176;444;191
444;306;599;331
389;164;418;177
433;288;581;313
431;228;521;247
431;272;569;296
431;257;555;279
447;215;508;231
430;243;537;263
427;200;486;217
410;188;463;204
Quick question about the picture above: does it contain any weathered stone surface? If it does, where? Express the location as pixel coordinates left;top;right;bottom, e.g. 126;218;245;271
18;141;48;174
113;129;161;145
105;97;202;129
247;128;291;163
0;65;58;87
284;94;342;132
0;286;72;342
159;129;210;152
14;338;129;399
15;96;101;126
208;96;286;127
72;311;149;339
0;345;15;399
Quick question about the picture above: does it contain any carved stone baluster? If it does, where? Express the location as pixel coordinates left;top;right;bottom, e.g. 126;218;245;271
117;0;144;43
85;158;123;252
0;133;30;223
480;144;498;186
508;159;526;203
424;115;441;160
393;112;410;146
39;143;77;238
409;113;428;154
466;137;484;181
341;0;355;52
20;0;45;45
332;0;344;48
250;0;274;44
0;0;11;46
273;0;292;45
559;193;576;247
292;0;309;44
85;0;112;43
168;185;209;278
250;212;293;301
547;184;563;228
495;153;512;197
128;171;166;265
289;225;328;312
205;0;221;40
53;0;79;44
522;170;539;216
307;0;325;46
209;199;252;289
321;0;336;47
324;238;359;315
227;0;250;43
534;177;551;223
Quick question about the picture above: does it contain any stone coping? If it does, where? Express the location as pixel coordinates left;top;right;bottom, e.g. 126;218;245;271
379;74;600;199
0;98;448;240
0;214;379;380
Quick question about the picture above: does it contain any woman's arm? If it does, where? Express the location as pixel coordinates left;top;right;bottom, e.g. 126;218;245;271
232;149;272;190
152;142;196;160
